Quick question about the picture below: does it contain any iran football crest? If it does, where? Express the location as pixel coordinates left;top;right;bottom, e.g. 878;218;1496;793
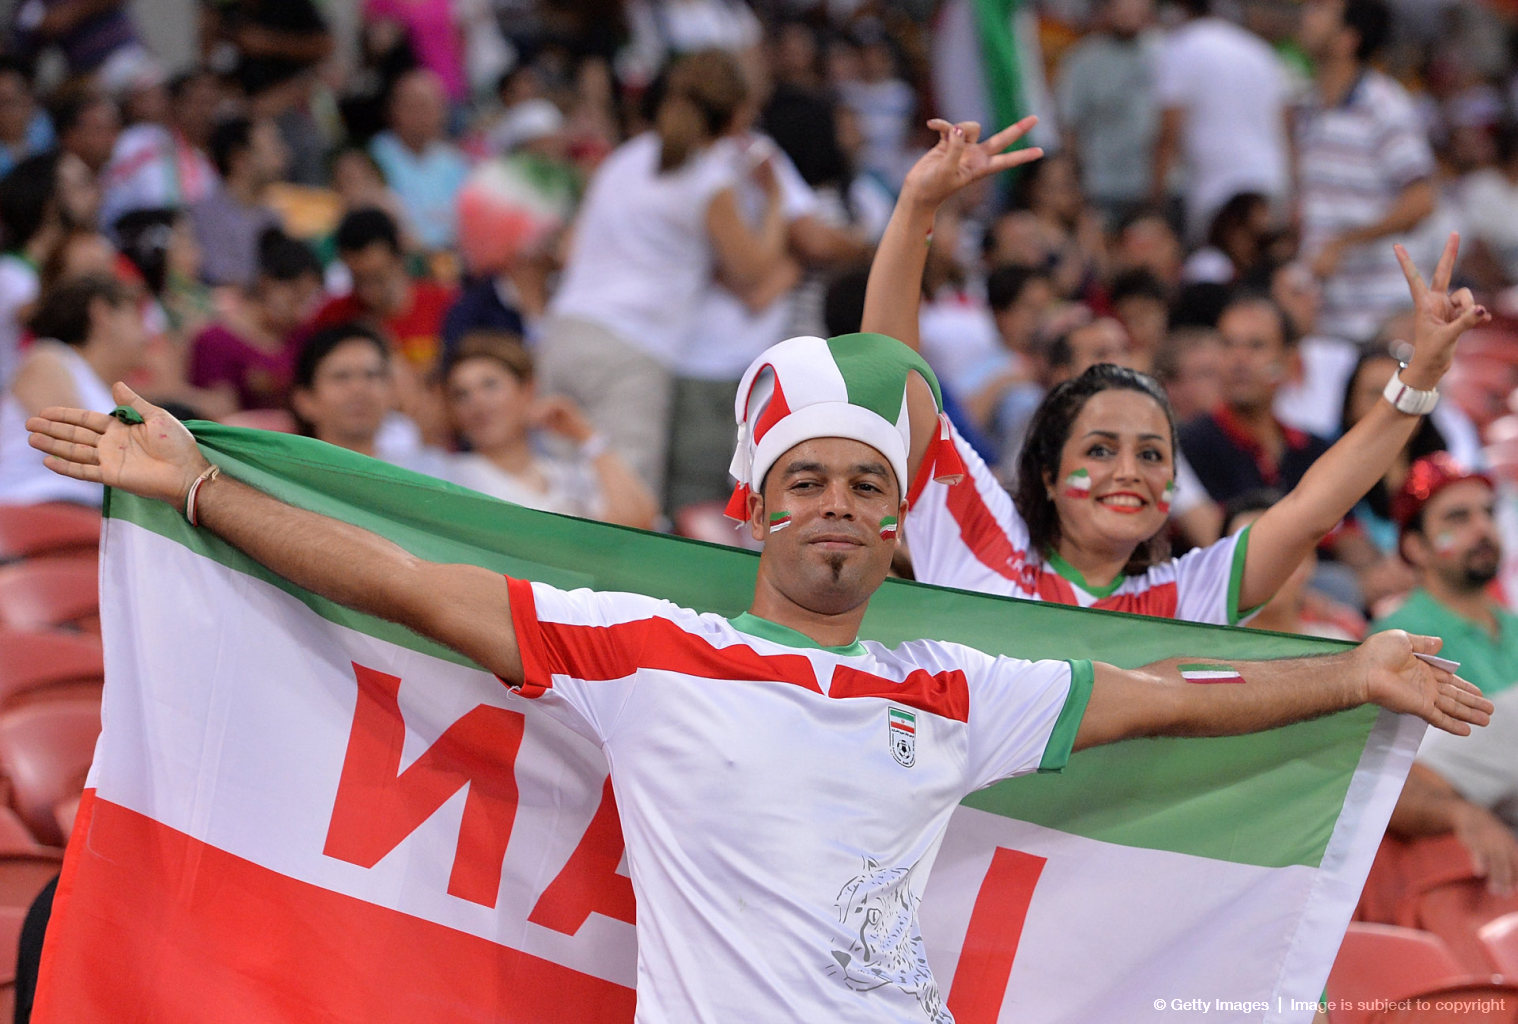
888;707;916;767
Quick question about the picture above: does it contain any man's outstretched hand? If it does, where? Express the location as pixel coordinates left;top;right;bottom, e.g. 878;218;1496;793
27;382;210;508
1358;630;1493;735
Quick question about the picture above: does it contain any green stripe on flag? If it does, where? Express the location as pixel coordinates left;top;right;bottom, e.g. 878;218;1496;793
970;0;1031;147
110;422;1368;870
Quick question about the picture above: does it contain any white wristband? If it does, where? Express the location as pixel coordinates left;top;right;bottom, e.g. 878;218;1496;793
1382;368;1439;416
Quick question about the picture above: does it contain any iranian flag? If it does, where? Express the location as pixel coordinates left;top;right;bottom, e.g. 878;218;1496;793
36;425;1421;1023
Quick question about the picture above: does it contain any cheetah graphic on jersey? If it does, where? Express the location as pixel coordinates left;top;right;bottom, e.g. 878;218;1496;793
825;857;948;1022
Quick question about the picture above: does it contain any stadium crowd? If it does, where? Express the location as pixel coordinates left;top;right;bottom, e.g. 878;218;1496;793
5;0;1518;1016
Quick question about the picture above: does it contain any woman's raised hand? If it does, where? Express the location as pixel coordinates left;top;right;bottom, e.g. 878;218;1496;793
1395;234;1491;389
900;117;1044;211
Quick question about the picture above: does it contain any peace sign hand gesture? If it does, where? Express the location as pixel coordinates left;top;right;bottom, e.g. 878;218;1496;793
1395;233;1491;389
900;117;1044;213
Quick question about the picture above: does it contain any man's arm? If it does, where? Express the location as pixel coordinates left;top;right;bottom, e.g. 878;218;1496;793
1310;179;1435;280
1074;630;1491;751
862;117;1044;352
1389;762;1518;896
28;385;523;683
1238;234;1489;611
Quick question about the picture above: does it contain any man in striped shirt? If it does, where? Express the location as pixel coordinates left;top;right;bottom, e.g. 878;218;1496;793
1297;0;1435;343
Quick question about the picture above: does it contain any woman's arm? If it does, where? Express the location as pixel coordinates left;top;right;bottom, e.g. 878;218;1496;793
862;117;1043;351
1238;235;1490;611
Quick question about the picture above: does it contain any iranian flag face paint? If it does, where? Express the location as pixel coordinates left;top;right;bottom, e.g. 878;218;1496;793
768;511;792;533
1179;663;1246;684
1063;469;1091;499
1158;480;1176;516
879;516;899;541
1433;532;1458;556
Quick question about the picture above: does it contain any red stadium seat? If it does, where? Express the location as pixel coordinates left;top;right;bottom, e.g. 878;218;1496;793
0;850;62;910
0;700;101;847
0;504;100;562
0;556;99;633
1328;923;1518;1023
1479;913;1518;979
0;628;104;708
0;903;27;1020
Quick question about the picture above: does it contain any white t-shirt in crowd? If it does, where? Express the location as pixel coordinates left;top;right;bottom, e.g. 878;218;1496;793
549;132;736;367
442;451;601;519
1273;335;1360;440
507;576;1090;1024
1459;168;1518;282
675;135;819;382
0;341;115;506
1153;17;1290;236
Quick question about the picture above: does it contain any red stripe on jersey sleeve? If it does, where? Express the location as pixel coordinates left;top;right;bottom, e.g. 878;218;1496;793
831;665;969;722
505;576;555;698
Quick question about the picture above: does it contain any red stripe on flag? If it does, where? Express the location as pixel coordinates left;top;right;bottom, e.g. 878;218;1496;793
946;846;1048;1024
35;792;637;1023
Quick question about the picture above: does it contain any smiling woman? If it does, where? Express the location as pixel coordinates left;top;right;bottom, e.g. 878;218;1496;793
861;116;1491;628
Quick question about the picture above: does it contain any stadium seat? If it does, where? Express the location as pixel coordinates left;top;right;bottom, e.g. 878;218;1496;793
0;556;99;634
1479;913;1518;979
1327;923;1518;1023
0;851;61;910
0;628;104;708
0;700;101;847
0;504;100;562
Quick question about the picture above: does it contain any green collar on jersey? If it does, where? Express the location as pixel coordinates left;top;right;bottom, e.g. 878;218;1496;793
728;612;868;657
1043;547;1126;599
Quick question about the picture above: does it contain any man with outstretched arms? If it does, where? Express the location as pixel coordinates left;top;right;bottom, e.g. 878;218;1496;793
28;328;1490;1022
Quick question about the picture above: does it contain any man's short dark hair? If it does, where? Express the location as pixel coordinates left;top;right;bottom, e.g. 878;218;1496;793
208;116;252;179
1219;292;1297;347
985;263;1049;314
51;88;113;136
294;322;389;391
335;207;401;256
258;229;321;282
1344;0;1392;63
1109;268;1169;307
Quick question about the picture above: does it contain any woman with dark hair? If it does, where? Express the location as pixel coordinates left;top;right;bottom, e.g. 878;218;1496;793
0;273;146;504
862;117;1487;623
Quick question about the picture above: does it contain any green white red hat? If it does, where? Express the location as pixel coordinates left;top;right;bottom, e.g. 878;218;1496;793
724;333;966;520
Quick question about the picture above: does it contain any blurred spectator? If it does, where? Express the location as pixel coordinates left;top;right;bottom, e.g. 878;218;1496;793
955;264;1050;455
1055;0;1163;226
616;0;764;92
289;321;443;474
1007;152;1106;300
99;68;221;233
1152;0;1291;240
538;49;786;497
190;230;322;410
1270;260;1359;440
834;20;915;191
1296;0;1434;344
191;115;288;287
53;87;120;175
201;0;332;120
1181;191;1274;286
1179;294;1331;506
363;0;467;106
10;0;144;79
485;98;566;160
369;69;470;252
1108;268;1168;374
0;57;55;177
1377;455;1518;892
1153;326;1223;424
0;152;67;389
439;331;658;528
1458;120;1518;292
0;274;146;505
1111;209;1184;288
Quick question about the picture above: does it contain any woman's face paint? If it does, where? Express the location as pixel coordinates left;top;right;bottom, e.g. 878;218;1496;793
879;515;899;540
768;510;792;532
1063;468;1091;499
1157;479;1176;516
